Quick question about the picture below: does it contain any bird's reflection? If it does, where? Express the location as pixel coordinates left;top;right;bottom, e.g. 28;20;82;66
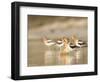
44;50;55;65
44;49;81;65
58;52;72;65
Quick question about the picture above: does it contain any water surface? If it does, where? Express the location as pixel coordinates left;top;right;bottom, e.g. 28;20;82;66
28;40;88;67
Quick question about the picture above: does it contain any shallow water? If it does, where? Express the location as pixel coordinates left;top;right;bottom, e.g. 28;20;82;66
28;40;88;67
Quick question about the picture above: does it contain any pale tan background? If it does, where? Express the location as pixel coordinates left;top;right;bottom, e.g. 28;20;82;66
28;15;88;66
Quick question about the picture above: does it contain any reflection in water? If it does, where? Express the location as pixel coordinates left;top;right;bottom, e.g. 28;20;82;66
44;48;86;66
58;53;72;65
74;51;81;64
28;40;87;66
44;50;54;65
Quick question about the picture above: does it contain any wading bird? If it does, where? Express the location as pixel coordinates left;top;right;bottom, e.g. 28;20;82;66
55;38;64;52
71;35;87;48
42;36;55;50
62;37;77;53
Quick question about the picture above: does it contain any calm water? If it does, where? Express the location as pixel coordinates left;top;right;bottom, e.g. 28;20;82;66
28;40;88;67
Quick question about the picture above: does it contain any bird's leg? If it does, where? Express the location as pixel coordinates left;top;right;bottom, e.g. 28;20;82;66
48;46;50;51
59;47;61;54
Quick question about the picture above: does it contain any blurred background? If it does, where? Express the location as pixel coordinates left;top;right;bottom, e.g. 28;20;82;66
28;15;88;67
28;15;88;40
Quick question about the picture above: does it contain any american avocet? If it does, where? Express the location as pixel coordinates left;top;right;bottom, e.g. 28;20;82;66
55;38;64;51
71;35;87;48
62;37;76;53
42;37;55;50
